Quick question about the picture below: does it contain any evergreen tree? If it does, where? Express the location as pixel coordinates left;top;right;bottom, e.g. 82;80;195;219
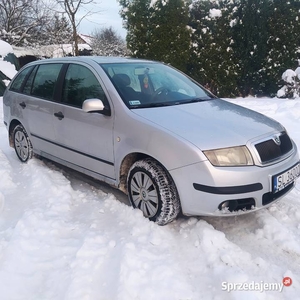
146;0;191;71
189;0;300;97
265;0;300;95
230;0;270;96
118;0;191;71
118;0;153;57
118;0;300;97
188;0;238;96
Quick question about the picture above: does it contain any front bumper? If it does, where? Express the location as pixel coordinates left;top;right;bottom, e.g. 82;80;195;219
169;149;300;217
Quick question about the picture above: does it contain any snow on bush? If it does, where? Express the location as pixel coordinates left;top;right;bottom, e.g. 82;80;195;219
277;67;300;99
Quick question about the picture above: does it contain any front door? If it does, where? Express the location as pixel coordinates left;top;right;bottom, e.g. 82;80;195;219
52;63;115;180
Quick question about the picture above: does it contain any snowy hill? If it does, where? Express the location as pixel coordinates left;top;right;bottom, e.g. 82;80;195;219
0;96;300;299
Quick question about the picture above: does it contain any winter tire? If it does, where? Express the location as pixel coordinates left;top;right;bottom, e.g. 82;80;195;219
127;158;181;225
13;125;33;163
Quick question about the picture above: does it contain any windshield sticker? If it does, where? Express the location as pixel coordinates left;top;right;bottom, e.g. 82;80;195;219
129;100;141;105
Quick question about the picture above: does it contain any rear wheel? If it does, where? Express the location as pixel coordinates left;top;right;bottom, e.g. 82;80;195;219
12;124;33;162
127;158;180;225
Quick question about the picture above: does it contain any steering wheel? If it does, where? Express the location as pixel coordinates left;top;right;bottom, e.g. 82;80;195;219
151;87;169;101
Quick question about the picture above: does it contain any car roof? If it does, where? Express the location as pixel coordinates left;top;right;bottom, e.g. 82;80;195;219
28;56;157;66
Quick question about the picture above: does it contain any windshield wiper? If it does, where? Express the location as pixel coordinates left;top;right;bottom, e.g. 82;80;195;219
130;98;213;109
130;102;174;109
147;102;175;107
182;97;212;104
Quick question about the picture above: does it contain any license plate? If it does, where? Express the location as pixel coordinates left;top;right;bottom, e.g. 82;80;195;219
272;163;300;193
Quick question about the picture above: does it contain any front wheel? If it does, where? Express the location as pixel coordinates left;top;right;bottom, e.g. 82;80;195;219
127;158;181;225
12;124;33;162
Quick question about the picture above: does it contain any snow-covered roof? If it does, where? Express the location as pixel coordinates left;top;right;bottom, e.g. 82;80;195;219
0;40;13;57
12;43;92;58
77;34;94;46
0;40;17;82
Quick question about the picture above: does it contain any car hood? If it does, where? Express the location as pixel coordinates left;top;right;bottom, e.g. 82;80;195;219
132;99;284;150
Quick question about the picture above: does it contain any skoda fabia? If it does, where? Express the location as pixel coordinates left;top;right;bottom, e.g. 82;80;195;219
3;57;300;225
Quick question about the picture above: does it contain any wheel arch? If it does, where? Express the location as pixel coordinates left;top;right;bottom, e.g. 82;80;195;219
118;152;176;196
8;119;22;147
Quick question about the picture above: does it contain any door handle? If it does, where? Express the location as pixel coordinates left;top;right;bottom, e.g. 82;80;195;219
54;111;64;120
19;102;26;109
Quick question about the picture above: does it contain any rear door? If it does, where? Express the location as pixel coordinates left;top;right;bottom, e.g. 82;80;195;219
24;63;64;155
52;63;115;180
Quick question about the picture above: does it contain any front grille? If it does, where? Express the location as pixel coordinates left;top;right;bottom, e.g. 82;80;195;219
255;133;293;163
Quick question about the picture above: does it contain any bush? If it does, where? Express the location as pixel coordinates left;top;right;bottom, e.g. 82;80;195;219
277;67;300;99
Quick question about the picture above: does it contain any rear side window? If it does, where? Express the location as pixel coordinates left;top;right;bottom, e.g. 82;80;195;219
62;64;108;107
10;66;33;92
31;64;63;100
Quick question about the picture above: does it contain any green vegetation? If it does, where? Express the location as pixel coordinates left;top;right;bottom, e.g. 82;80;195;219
119;0;300;97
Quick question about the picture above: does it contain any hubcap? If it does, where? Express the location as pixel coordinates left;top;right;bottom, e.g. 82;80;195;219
130;171;159;218
15;131;30;161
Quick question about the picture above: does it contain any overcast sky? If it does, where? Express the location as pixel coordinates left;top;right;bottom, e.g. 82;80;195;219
78;0;126;38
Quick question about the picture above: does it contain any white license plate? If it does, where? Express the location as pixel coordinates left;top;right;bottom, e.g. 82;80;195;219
273;163;300;193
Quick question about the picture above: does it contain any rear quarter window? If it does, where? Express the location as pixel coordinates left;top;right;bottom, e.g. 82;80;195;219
10;66;33;92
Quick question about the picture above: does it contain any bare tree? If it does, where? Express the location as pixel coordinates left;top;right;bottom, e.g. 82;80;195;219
91;27;127;56
56;0;101;56
0;0;52;46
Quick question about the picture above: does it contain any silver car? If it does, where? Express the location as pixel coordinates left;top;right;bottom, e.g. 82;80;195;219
3;57;300;225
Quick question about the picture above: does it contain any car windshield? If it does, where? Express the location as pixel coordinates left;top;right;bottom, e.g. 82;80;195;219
100;62;215;108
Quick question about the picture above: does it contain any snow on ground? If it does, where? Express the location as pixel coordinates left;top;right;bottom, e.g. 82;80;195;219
0;96;300;300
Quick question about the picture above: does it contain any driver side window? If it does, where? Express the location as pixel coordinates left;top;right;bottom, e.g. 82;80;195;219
62;64;108;108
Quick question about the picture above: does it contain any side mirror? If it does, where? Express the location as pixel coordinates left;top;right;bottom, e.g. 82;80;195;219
82;99;111;116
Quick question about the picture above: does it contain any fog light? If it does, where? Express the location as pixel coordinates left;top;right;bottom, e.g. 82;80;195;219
218;200;238;211
218;198;255;212
220;201;230;210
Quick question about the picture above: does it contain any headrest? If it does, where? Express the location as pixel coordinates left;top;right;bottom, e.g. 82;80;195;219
112;73;131;87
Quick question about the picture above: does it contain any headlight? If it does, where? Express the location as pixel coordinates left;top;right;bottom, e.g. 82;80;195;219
203;146;254;166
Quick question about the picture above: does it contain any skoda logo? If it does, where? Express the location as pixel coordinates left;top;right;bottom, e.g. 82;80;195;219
273;136;281;146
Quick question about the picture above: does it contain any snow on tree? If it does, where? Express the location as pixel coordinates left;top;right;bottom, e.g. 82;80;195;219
91;27;127;56
0;0;53;46
146;0;191;71
118;0;156;58
45;14;73;46
189;0;300;97
188;0;238;97
230;0;271;96
209;8;222;18
118;0;191;71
